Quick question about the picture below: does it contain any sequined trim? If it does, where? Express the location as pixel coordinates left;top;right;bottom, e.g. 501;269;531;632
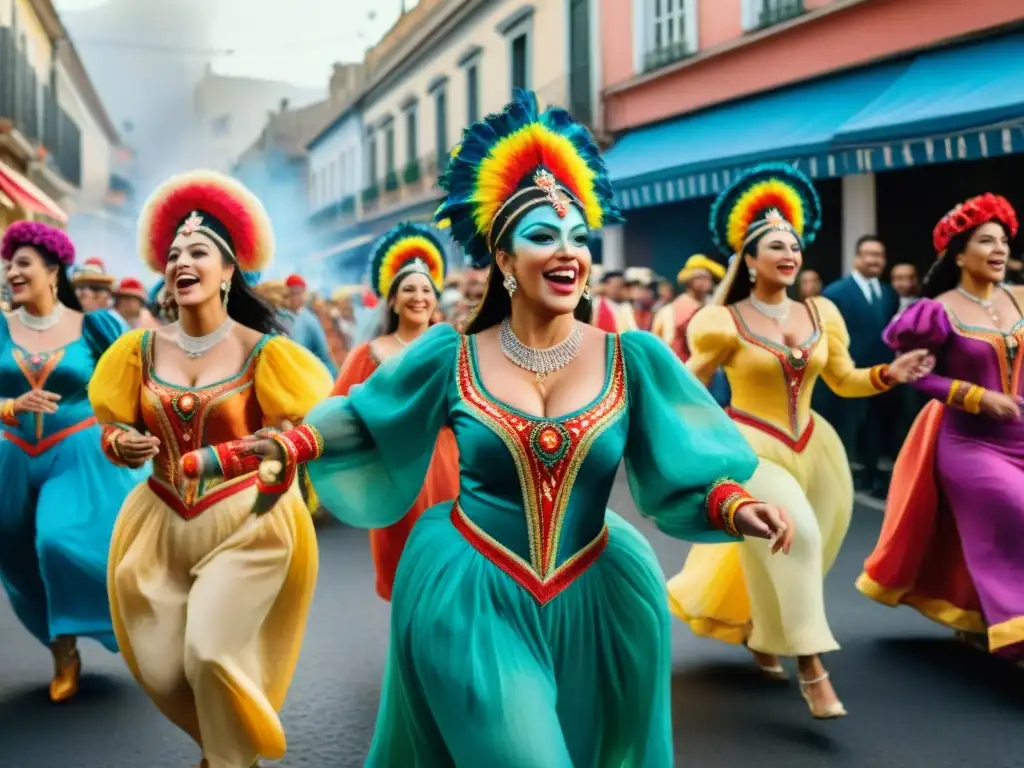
455;335;626;600
945;307;1024;396
728;301;822;441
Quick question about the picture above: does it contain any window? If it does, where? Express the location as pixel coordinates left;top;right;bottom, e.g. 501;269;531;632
636;0;698;73
366;133;377;187
435;88;448;170
568;0;592;125
741;0;805;31
339;154;347;197
385;123;396;176
406;108;418;165
466;64;479;124
511;35;529;92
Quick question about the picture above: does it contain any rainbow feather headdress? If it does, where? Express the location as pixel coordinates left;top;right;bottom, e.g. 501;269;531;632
434;89;622;268
138;171;274;276
368;222;447;298
710;162;821;304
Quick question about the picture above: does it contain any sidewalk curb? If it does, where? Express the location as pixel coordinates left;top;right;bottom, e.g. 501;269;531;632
855;492;886;512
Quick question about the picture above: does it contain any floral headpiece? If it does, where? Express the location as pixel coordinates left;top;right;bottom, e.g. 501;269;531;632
0;221;75;266
137;170;273;275
368;222;447;298
710;162;821;305
433;89;621;268
933;194;1018;255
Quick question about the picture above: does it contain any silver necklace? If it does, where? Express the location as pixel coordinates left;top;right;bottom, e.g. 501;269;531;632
18;303;63;332
956;286;1000;325
175;317;234;359
749;295;791;323
499;316;583;388
394;332;410;347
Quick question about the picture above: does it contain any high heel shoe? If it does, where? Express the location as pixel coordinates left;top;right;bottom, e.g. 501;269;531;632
798;672;847;719
49;636;81;703
748;647;789;681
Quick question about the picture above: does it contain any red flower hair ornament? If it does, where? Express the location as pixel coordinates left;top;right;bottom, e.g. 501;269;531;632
933;193;1018;255
137;171;274;275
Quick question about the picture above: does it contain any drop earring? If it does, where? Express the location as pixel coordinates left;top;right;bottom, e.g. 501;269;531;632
503;272;518;297
582;284;592;301
748;267;757;284
221;280;230;310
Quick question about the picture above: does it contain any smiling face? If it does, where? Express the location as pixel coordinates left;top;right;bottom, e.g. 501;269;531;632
390;270;436;329
165;231;234;308
956;220;1010;285
497;202;591;317
5;245;57;306
746;229;803;290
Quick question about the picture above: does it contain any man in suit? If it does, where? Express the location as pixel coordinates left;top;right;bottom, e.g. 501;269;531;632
885;262;926;459
818;235;899;498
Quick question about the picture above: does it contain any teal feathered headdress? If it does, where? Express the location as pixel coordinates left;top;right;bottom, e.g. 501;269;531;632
434;89;622;268
367;222;447;298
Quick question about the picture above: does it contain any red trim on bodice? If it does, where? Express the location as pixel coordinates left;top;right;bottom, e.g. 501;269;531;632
727;407;816;453
454;334;627;603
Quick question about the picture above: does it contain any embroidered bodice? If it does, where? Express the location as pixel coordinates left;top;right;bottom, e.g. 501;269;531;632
687;297;890;451
0;310;125;450
303;323;759;605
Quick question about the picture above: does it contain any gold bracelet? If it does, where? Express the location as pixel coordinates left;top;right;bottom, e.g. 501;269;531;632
0;398;17;426
962;385;985;415
722;494;754;538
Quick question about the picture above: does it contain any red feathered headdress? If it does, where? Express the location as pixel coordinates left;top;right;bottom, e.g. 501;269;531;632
933;194;1018;255
137;171;274;274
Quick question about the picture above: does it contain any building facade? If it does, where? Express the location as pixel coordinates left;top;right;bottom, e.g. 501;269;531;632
0;0;117;234
599;0;1024;283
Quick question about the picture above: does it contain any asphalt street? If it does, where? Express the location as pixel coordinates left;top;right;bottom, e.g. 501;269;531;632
2;473;1023;768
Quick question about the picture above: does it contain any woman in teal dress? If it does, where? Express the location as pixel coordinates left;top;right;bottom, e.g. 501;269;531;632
183;90;793;765
0;221;146;702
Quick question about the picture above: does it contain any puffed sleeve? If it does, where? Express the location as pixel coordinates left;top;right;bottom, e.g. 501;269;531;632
884;298;982;412
304;322;459;528
685;305;739;385
814;297;894;398
88;328;146;466
81;309;129;361
621;330;759;542
254;335;334;427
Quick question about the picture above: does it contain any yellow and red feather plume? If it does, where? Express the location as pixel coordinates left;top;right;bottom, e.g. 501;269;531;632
369;223;447;298
138;170;273;275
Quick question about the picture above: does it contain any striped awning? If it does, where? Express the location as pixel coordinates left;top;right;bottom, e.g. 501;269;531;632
0;159;67;224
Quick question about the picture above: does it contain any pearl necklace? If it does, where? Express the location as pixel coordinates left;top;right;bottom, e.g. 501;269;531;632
175;317;234;359
749;295;791;323
18;303;63;332
956;286;1000;325
499;316;582;388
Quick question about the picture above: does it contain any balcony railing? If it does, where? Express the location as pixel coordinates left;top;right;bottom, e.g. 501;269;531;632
757;0;805;29
0;27;83;187
643;41;692;73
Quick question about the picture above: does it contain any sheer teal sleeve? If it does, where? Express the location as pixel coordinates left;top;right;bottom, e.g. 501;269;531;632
305;323;459;527
621;330;758;542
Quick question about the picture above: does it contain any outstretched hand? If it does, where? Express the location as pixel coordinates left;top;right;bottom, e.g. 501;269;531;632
888;349;935;383
733;503;795;555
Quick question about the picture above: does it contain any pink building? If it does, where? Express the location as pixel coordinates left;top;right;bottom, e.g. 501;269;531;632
596;0;1024;283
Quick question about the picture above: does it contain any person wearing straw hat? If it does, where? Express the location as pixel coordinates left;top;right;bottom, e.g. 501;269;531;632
666;162;932;719
71;256;115;312
652;254;726;360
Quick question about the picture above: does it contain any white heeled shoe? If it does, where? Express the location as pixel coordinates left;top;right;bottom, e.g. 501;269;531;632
798;672;847;719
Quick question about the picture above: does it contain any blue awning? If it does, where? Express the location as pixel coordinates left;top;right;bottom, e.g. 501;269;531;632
609;30;1024;212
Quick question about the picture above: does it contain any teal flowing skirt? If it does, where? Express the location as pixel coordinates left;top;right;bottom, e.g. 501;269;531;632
367;503;674;767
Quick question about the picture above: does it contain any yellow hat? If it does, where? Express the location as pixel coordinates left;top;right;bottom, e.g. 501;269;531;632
677;254;726;284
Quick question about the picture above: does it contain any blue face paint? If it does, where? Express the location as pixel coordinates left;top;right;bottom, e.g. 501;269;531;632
511;204;589;255
507;203;591;308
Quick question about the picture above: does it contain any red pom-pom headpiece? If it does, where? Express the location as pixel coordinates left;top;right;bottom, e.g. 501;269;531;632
138;171;273;275
285;274;306;289
933;194;1018;255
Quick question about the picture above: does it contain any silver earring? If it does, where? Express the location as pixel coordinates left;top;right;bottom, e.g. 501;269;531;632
582;284;592;301
221;280;230;310
748;267;757;284
503;272;518;297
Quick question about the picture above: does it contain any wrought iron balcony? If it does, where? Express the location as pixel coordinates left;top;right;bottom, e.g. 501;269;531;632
758;0;805;29
643;41;692;74
0;27;82;187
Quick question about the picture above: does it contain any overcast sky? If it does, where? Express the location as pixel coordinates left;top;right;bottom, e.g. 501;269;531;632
54;0;415;87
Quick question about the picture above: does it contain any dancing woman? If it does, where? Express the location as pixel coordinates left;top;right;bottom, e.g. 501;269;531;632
858;194;1024;662
183;90;793;765
666;163;931;718
0;221;142;702
331;222;459;601
88;172;333;768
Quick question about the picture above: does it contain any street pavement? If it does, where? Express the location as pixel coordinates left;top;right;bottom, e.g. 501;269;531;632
2;473;1023;767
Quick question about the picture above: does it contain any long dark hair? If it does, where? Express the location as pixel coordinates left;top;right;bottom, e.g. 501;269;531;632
54;262;82;311
721;237;763;306
464;223;593;334
375;269;438;337
921;221;1008;299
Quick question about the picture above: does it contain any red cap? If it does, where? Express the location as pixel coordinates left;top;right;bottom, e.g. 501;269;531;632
84;257;106;271
285;274;306;289
115;277;148;300
362;287;377;308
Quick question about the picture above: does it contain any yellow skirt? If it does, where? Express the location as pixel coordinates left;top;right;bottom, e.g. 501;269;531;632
668;414;852;657
107;480;318;768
